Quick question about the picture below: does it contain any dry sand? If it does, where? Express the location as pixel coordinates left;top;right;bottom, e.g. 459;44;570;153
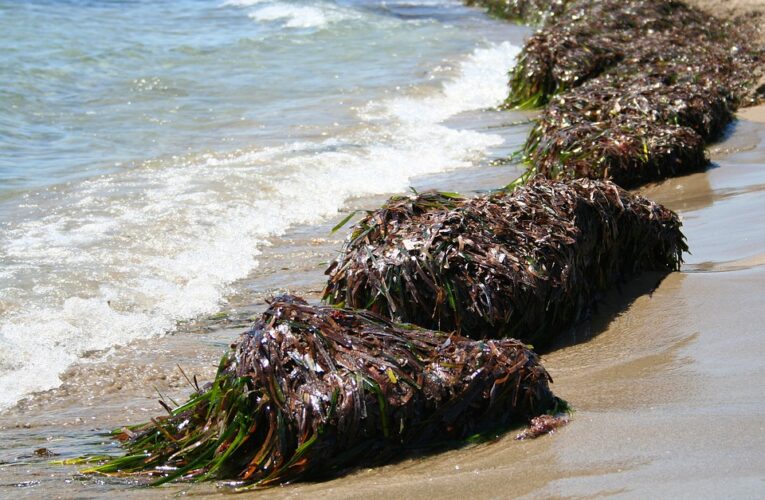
688;0;765;19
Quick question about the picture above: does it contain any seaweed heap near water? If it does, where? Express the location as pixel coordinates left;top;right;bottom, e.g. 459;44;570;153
85;296;556;487
489;0;764;187
76;1;711;489
324;177;686;348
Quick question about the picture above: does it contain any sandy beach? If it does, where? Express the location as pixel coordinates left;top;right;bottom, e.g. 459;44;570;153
1;1;765;498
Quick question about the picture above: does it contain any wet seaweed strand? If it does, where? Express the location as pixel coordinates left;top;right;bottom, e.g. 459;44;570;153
324;177;687;349
470;0;764;188
85;297;556;487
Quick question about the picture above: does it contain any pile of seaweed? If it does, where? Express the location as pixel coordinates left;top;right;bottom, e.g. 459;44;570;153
324;177;686;348
86;296;556;487
475;0;764;187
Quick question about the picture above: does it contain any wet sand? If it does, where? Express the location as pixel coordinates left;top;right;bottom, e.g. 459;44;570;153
738;104;765;124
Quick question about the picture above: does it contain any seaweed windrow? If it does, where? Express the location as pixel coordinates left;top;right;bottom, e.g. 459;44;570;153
324;177;687;348
474;0;764;187
81;1;726;488
86;296;555;487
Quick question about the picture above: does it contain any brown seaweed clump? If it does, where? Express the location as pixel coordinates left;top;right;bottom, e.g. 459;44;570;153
84;296;556;487
500;0;764;187
324;178;687;348
465;0;569;24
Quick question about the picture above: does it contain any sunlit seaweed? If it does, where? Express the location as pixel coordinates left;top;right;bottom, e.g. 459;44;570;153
465;0;570;24
324;177;686;348
477;0;764;187
85;296;556;487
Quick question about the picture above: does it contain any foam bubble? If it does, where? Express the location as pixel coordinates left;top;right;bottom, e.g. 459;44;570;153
366;41;521;124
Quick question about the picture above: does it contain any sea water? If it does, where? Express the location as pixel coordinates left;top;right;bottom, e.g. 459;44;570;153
0;0;522;410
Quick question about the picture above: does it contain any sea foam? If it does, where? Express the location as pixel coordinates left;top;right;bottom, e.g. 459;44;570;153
247;2;358;28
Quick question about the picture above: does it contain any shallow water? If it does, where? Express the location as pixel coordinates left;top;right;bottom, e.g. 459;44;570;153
0;0;529;409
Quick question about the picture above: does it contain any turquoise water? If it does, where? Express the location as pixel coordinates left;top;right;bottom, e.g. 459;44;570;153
0;0;524;409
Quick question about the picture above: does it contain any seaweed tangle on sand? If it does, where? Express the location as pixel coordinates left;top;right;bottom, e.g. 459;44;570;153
84;296;556;487
485;0;764;187
324;177;687;348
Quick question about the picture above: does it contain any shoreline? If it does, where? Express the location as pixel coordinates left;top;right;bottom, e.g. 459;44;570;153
0;105;535;496
0;3;530;412
3;115;763;499
3;1;765;497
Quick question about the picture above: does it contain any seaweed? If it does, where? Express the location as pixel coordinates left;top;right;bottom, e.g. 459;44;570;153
497;0;764;187
324;177;686;348
506;0;731;105
85;296;556;487
465;0;570;24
